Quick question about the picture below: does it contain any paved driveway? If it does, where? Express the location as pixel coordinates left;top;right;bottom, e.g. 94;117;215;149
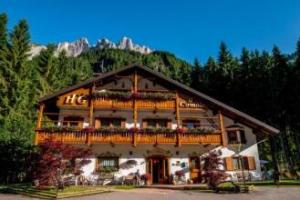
0;187;299;200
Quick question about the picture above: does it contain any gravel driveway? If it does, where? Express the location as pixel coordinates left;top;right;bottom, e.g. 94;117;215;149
0;187;299;200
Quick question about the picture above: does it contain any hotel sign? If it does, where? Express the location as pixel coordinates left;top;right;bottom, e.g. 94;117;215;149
64;94;87;105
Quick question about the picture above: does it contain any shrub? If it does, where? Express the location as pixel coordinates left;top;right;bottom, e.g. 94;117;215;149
202;150;227;190
32;138;92;188
141;173;152;181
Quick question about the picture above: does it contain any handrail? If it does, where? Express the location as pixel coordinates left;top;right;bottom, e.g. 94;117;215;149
35;128;222;145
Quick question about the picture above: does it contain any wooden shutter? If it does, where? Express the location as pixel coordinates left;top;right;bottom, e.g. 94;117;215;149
78;121;83;129
247;156;256;170
167;120;172;129
121;119;126;128
95;158;100;172
95;119;101;128
243;157;249;170
225;157;234;171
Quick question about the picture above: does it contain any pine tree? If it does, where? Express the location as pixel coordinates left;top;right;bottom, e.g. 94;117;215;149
190;58;202;90
2;19;34;140
271;46;293;172
0;13;8;127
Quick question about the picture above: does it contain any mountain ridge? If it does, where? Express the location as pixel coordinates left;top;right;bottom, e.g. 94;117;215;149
29;36;152;59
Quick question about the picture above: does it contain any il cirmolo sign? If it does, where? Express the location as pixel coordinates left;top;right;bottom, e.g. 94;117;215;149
179;99;203;109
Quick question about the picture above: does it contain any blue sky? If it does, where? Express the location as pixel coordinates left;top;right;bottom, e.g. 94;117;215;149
1;0;300;63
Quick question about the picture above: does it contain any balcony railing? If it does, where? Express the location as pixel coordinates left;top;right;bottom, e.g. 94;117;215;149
35;127;222;145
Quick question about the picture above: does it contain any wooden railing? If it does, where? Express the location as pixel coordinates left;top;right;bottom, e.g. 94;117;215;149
94;98;133;109
136;100;175;109
92;98;175;110
180;132;221;144
35;129;222;145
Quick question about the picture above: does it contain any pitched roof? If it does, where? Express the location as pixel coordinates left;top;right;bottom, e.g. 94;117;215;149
39;64;279;135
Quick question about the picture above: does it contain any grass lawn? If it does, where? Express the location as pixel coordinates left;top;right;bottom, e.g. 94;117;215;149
246;179;300;186
0;184;110;199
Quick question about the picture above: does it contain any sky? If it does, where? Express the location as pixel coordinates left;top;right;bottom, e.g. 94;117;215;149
1;0;300;63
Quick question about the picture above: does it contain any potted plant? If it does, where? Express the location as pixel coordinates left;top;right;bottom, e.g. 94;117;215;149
141;173;152;185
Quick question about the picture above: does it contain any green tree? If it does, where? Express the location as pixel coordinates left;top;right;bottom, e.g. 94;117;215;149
190;58;202;90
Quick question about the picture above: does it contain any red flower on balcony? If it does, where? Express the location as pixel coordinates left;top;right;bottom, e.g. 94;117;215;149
132;92;141;99
82;127;95;133
128;127;139;133
176;128;185;134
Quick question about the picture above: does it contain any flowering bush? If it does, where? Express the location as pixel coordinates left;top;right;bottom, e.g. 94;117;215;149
202;150;227;190
92;91;132;100
32;138;92;188
95;127;129;133
93;91;175;100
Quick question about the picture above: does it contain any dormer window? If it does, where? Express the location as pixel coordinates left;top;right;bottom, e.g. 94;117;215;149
226;125;246;144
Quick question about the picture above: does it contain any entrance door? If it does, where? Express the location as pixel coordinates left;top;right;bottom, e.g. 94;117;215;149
189;156;201;183
147;156;169;184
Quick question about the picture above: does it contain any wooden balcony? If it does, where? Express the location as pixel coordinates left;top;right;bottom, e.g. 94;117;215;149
94;99;133;109
93;98;175;110
35;128;222;145
136;100;175;110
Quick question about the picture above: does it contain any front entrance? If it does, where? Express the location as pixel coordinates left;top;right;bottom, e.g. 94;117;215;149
147;156;169;184
189;156;201;183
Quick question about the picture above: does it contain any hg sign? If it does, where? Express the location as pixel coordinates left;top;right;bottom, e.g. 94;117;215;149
64;94;87;105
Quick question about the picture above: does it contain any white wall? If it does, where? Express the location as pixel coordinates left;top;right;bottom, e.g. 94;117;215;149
59;106;263;181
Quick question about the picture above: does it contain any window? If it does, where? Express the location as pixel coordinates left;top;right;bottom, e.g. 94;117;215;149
62;116;84;129
225;156;255;171
232;157;249;170
96;157;119;171
95;118;124;128
240;130;246;144
227;129;247;144
143;119;169;128
182;120;200;128
227;130;238;144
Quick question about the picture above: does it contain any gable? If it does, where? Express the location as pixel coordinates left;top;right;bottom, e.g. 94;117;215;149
39;64;279;135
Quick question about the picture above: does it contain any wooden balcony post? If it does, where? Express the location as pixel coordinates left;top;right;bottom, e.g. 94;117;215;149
35;103;45;145
219;111;228;147
89;83;95;127
87;83;95;145
132;70;138;147
175;91;181;147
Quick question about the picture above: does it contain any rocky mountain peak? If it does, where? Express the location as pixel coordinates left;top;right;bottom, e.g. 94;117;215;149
56;37;89;57
30;36;152;59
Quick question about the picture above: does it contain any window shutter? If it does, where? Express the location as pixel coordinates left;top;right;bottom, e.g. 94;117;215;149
121;119;126;128
142;120;147;128
78;121;83;129
95;119;101;128
243;157;249;170
225;157;233;171
95;158;99;172
247;156;256;170
167;120;172;129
